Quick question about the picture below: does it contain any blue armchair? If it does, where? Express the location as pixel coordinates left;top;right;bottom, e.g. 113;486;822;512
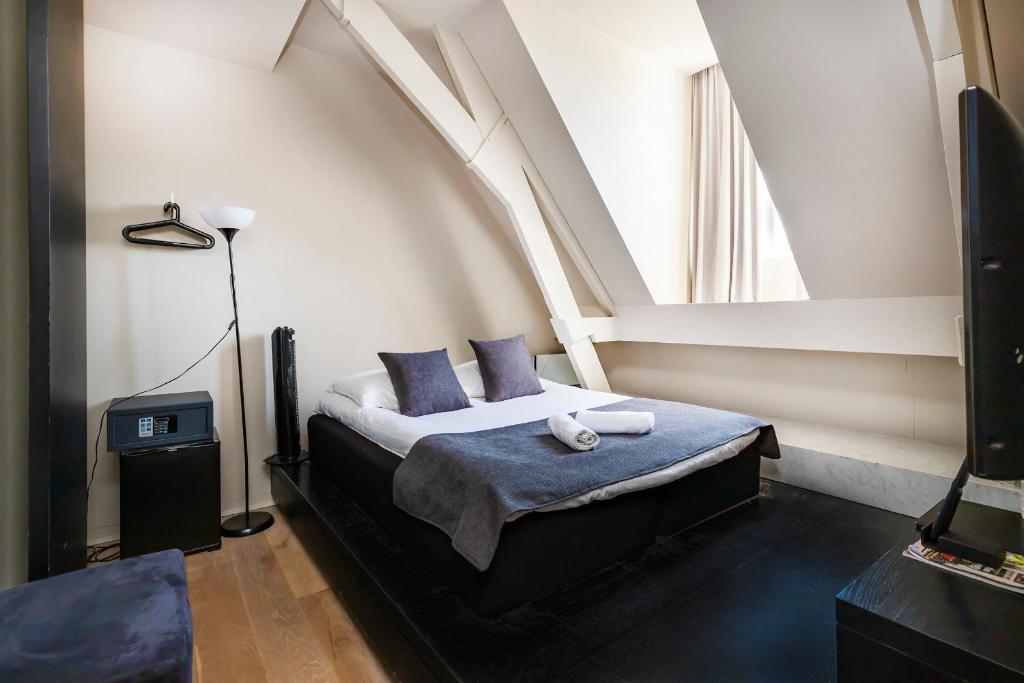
0;549;194;683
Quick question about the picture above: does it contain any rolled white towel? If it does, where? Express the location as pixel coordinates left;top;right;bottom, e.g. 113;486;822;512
548;413;600;451
575;409;655;435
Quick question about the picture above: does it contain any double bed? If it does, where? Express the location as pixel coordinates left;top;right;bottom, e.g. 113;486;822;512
310;380;779;616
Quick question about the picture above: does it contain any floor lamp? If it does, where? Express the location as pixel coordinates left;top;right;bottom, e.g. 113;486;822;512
200;206;274;537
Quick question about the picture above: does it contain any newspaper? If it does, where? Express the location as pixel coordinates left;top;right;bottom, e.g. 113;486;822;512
904;541;1024;594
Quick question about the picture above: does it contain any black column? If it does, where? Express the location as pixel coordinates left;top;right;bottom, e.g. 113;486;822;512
26;0;87;579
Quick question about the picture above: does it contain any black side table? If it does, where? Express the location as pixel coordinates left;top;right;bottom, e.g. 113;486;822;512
119;433;221;558
837;519;1024;682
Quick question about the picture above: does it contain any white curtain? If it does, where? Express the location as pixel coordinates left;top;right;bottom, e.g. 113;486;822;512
688;64;807;303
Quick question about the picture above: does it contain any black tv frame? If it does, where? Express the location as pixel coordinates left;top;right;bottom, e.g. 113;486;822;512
917;86;1024;567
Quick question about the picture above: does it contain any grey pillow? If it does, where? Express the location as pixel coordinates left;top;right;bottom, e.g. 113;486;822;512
469;335;544;402
378;349;472;417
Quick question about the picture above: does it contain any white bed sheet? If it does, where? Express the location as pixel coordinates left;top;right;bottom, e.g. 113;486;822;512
316;379;627;457
314;381;759;515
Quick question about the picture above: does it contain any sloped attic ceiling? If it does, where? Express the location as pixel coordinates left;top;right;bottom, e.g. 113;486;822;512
87;0;960;306
84;0;307;71
544;0;717;75
696;0;961;299
462;1;657;305
293;0;489;89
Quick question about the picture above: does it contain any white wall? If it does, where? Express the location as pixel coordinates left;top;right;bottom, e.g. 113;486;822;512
503;0;691;303
985;0;1024;125
84;26;555;542
696;0;960;300
599;342;966;448
1;0;29;589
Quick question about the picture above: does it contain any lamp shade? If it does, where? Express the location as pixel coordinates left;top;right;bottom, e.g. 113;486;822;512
199;206;255;230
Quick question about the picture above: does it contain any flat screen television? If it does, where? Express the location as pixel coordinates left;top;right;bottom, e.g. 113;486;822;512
918;86;1024;567
961;85;1024;481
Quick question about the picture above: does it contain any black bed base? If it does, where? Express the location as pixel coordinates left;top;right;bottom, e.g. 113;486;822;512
270;460;763;682
270;466;447;680
302;414;761;616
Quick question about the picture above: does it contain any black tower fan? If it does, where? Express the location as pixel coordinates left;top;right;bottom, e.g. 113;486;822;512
265;326;307;465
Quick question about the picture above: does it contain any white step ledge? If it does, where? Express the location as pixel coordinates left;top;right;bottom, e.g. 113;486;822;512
760;417;1021;518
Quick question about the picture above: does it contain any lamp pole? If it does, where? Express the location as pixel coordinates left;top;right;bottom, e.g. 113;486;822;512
218;227;273;537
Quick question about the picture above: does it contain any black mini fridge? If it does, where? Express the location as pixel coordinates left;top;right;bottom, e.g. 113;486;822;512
119;432;221;558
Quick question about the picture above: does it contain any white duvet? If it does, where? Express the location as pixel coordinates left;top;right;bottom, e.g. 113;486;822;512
315;381;758;516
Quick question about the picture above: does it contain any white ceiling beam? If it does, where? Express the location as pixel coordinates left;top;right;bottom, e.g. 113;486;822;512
932;53;967;262
522;160;615;314
433;26;503;139
321;0;343;20
560;296;963;357
336;0;483;162
607;297;963;358
468;121;610;391
919;0;963;60
434;26;611;388
468;121;580;320
915;0;967;263
552;317;616;347
433;25;614;314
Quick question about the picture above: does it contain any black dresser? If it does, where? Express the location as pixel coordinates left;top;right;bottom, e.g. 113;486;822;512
119;433;221;558
837;525;1024;682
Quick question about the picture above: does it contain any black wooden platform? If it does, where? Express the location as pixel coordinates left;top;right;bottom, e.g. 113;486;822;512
271;463;910;682
837;513;1024;682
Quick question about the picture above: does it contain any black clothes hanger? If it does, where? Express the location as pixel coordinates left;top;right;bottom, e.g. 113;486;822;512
122;202;216;249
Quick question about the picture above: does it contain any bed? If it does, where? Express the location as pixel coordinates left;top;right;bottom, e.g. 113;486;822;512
311;381;778;615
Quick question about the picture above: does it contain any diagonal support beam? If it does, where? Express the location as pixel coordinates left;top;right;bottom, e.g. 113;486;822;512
339;0;483;162
468;120;610;390
918;0;967;264
918;0;968;362
320;0;611;389
469;120;580;318
434;26;614;315
522;157;615;314
434;25;503;139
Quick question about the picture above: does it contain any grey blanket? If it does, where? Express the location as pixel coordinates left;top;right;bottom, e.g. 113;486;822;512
393;398;779;571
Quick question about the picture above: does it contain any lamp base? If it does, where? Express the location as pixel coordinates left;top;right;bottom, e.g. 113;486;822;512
221;510;274;538
264;450;309;466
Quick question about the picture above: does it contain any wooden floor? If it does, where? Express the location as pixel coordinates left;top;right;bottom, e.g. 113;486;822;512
185;506;392;683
